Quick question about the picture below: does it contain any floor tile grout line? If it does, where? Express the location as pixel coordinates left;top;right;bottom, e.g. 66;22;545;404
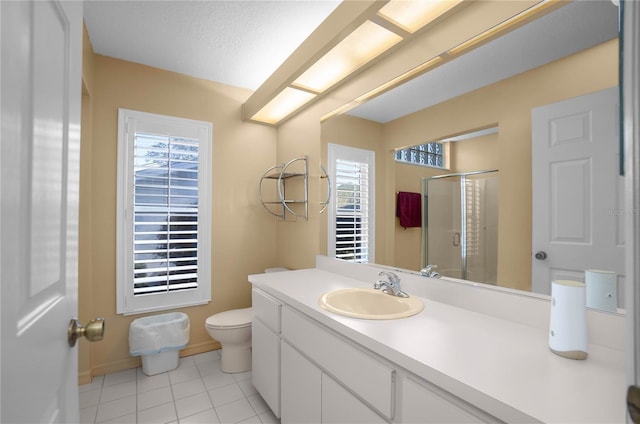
81;352;268;424
195;358;226;424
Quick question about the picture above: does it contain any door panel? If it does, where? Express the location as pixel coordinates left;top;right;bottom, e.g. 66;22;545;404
550;159;590;243
426;177;462;279
1;1;82;422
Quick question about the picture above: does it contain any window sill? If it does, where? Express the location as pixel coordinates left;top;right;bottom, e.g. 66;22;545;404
120;299;210;316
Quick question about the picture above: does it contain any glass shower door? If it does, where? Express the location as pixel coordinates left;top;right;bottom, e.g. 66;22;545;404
423;171;499;284
424;176;463;279
464;173;499;284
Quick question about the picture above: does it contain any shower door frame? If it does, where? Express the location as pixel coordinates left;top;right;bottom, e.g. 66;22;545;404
422;169;498;281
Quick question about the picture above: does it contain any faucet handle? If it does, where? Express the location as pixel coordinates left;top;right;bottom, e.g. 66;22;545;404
420;264;438;274
378;271;400;284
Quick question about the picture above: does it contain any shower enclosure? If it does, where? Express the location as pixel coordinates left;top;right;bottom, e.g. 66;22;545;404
422;170;499;284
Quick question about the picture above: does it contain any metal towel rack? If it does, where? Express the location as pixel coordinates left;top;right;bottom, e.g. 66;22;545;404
259;156;308;221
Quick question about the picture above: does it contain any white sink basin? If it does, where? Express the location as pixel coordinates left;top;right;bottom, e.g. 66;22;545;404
318;288;424;319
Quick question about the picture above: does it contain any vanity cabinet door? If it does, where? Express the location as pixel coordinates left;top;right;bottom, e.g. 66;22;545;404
252;288;282;416
322;374;387;424
252;318;280;417
281;341;321;423
401;377;492;423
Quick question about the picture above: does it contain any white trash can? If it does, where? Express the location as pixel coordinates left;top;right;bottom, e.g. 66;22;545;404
129;312;190;375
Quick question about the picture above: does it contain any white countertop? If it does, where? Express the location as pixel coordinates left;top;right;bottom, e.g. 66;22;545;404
249;268;626;423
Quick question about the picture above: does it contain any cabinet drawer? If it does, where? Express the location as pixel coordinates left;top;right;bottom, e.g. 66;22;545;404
281;306;394;419
253;288;281;332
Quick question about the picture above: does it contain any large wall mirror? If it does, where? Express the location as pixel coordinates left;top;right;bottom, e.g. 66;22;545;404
322;0;623;312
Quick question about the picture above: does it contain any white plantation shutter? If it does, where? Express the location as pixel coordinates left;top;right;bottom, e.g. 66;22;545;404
464;179;481;257
117;109;212;315
133;133;199;295
335;159;370;261
328;144;375;263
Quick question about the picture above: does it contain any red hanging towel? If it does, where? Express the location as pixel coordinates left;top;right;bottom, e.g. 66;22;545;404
396;191;422;228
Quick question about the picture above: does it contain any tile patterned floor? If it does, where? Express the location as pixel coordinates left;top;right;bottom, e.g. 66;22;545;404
79;351;278;424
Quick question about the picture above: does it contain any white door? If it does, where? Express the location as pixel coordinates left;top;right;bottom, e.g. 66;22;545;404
531;87;624;303
624;1;640;421
1;1;83;422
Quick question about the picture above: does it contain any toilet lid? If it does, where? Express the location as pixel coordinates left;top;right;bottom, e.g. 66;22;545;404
206;307;252;329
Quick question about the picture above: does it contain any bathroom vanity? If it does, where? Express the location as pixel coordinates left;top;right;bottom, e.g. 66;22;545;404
249;257;625;423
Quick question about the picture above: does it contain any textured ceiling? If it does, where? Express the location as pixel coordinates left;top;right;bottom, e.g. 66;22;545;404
83;0;340;90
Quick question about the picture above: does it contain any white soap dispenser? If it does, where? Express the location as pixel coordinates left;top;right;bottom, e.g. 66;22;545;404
549;280;588;360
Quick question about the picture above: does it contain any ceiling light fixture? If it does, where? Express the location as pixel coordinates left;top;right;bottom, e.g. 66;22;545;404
292;20;403;93
377;0;463;33
250;87;316;125
244;0;467;126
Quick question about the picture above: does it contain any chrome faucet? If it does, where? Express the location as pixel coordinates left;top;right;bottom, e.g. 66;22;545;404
420;264;441;278
374;271;409;298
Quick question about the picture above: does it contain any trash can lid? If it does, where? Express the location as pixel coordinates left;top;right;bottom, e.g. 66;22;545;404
206;307;252;329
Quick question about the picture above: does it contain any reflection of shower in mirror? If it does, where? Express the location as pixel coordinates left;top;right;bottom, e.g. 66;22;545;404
422;170;499;285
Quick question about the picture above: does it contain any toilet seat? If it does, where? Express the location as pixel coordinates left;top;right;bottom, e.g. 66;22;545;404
206;307;252;330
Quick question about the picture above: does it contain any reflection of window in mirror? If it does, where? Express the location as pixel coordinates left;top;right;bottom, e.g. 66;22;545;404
327;143;375;263
394;127;499;172
395;142;446;169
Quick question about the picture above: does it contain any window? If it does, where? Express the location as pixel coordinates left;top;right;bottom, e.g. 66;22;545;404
327;144;375;263
116;109;212;315
395;142;444;168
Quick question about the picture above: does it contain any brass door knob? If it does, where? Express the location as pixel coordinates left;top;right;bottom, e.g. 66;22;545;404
68;317;105;347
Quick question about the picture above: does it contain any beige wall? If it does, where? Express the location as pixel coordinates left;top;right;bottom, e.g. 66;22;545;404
450;133;499;173
384;39;618;291
275;105;323;270
79;46;278;380
393;164;440;271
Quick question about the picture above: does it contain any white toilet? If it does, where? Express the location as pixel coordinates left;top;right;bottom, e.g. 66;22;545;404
205;307;253;373
205;267;288;373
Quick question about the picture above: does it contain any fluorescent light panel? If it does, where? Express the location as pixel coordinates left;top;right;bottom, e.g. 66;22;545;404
378;0;464;33
292;20;403;93
250;87;316;125
251;0;473;125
